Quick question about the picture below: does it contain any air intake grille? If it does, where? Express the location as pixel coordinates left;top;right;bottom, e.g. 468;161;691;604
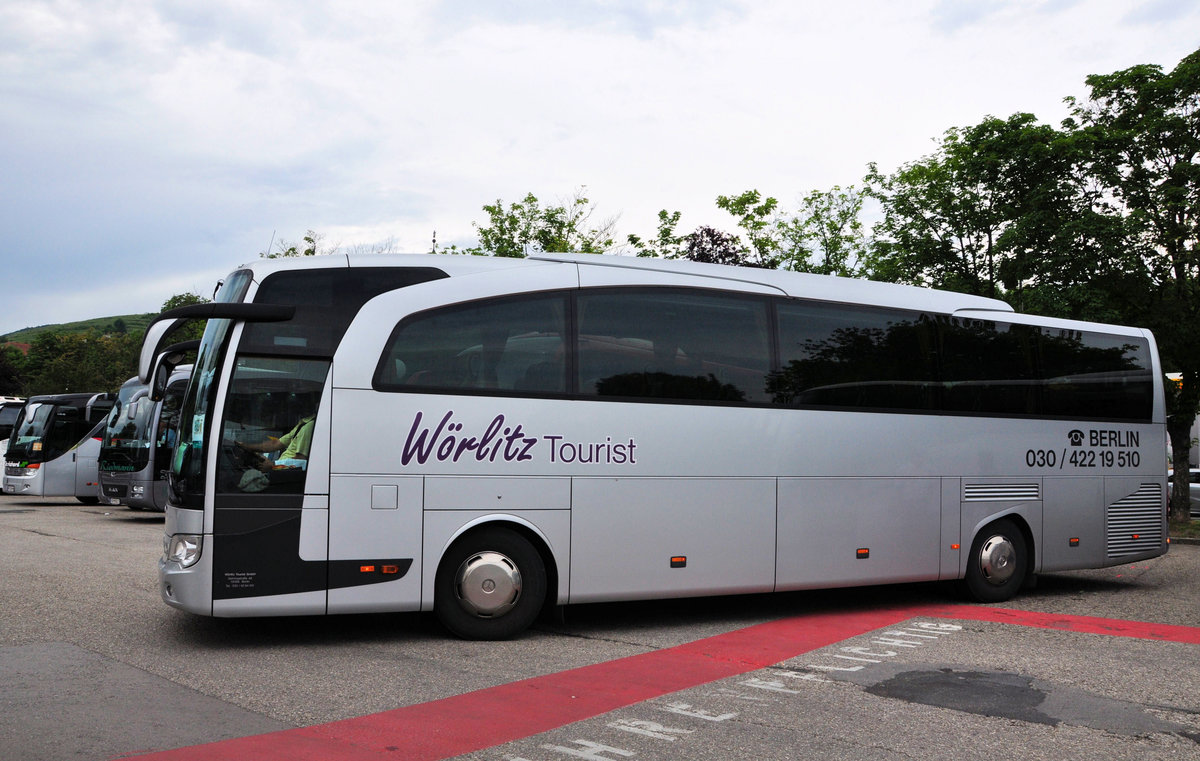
1106;483;1164;558
963;483;1040;502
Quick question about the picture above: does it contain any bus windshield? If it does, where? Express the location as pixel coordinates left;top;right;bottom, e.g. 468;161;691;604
6;402;91;464
99;384;154;473
169;270;253;505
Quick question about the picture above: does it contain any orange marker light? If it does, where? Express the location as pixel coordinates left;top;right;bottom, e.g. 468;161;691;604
856;548;870;559
670;556;687;568
360;565;376;573
1069;538;1080;547
382;565;399;574
951;544;961;550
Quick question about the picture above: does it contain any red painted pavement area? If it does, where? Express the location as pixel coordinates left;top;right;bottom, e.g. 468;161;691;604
116;604;1200;761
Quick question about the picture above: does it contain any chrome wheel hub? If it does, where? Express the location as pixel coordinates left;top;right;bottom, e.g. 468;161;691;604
454;551;522;618
977;534;1016;585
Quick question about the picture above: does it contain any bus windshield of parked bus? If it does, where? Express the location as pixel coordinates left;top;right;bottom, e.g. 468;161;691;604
99;383;154;473
7;403;90;464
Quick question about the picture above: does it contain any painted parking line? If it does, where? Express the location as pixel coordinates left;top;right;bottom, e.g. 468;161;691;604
116;604;1200;761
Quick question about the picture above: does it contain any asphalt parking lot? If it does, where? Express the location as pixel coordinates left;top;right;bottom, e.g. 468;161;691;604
2;493;1198;761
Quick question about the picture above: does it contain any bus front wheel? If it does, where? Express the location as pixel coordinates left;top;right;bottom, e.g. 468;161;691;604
963;519;1027;603
435;526;547;640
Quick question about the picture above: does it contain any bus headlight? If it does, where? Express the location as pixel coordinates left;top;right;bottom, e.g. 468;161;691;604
166;534;202;568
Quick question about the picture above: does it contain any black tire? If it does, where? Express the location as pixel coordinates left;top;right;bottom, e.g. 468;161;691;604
963;518;1028;603
76;496;100;505
435;526;547;640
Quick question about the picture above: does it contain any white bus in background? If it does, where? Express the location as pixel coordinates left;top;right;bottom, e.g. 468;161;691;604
141;253;1168;639
4;392;116;503
98;365;192;511
0;396;26;460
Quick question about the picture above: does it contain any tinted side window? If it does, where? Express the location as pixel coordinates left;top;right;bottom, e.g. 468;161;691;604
773;301;937;411
576;289;770;403
938;318;1040;415
242;267;447;357
1039;329;1152;421
376;295;568;395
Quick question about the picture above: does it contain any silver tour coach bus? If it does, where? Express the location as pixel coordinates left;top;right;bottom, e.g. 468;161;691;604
4;392;115;503
140;253;1167;639
99;364;192;511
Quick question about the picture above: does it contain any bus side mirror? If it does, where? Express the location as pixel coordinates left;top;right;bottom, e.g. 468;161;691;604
149;340;200;402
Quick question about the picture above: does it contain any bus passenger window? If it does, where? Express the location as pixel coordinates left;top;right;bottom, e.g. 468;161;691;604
772;301;937;411
577;289;771;404
375;295;568;396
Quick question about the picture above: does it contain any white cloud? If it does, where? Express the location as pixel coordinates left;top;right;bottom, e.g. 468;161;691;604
1;0;1197;335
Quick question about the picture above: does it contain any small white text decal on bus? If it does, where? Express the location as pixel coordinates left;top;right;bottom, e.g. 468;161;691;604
401;410;638;467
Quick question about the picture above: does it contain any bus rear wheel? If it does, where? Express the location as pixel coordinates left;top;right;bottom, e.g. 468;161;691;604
435;526;547;640
963;518;1027;603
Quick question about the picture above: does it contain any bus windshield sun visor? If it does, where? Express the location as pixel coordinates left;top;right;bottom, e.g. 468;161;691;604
137;303;295;384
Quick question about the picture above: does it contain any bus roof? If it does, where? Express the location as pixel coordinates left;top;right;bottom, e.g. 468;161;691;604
231;252;1014;316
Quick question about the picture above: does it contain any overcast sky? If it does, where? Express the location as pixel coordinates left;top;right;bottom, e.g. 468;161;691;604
2;0;1197;337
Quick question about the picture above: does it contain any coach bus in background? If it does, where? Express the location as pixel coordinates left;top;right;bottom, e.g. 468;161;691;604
0;396;25;458
4;392;115;503
99;365;192;511
141;253;1168;639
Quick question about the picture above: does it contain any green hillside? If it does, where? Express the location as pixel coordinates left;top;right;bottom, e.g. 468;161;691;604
1;313;157;344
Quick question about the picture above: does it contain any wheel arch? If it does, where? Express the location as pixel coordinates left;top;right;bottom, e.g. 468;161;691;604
962;510;1037;580
431;513;562;613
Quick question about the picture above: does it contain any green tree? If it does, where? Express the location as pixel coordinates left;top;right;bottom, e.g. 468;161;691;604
776;186;869;276
464;190;616;257
714;190;782;268
161;292;212;344
21;331;139;395
0;344;24;396
627;210;685;259
647;187;869;274
1067;49;1200;523
262;230;328;258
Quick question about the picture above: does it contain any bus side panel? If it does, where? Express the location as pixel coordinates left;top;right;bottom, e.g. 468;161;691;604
776;477;941;591
327;475;424;614
73;435;102;499
939;478;961;581
1041;476;1105;571
568;477;776;604
1101;474;1168;564
42;453;76;496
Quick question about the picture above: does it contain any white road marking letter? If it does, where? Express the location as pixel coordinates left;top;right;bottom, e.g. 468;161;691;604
541;740;635;760
777;670;832;683
882;629;938;639
871;637;922;647
842;647;898;658
658;702;738;722
607;719;693;741
807;663;865;672
911;622;962;631
833;654;881;663
741;677;804;694
703;687;773;702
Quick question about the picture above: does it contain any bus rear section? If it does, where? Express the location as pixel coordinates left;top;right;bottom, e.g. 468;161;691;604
4;392;115;503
